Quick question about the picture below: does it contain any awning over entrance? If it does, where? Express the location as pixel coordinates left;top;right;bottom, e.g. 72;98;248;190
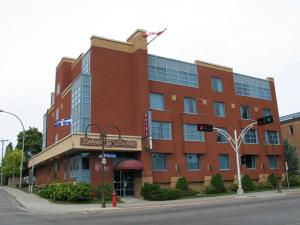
114;159;144;170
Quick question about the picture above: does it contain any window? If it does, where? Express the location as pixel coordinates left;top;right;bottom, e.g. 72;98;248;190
186;154;200;170
151;121;172;140
240;105;251;120
263;108;271;117
289;125;294;135
56;83;60;96
268;156;278;169
82;51;90;74
183;124;204;141
214;102;226;117
219;154;230;170
55;108;59;121
148;54;199;88
150;93;164;110
184;97;197;114
233;73;271;100
82;155;90;170
216;128;228;143
152;153;167;171
241;155;256;169
243;129;258;144
212;77;223;92
265;131;280;145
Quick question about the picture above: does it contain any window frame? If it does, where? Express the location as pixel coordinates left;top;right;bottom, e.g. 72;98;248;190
240;105;251;120
150;93;164;111
152;153;168;171
183;124;205;142
184;97;197;114
151;121;172;140
264;131;280;145
186;154;201;170
268;155;278;169
216;128;228;143
243;129;258;144
211;77;223;92
214;101;226;117
219;154;230;170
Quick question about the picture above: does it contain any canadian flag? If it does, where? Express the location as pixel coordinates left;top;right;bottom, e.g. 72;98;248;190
141;29;166;38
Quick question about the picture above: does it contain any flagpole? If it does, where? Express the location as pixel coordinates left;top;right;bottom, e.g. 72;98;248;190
147;28;167;46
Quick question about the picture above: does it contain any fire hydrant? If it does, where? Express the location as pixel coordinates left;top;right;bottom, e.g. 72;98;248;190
112;191;117;207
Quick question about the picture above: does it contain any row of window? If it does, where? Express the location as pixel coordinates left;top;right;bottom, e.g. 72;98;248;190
150;93;272;119
152;153;279;171
151;121;280;144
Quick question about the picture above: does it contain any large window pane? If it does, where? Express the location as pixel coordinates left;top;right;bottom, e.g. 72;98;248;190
265;131;280;145
243;129;258;144
151;121;172;140
214;102;225;117
183;124;204;141
148;55;198;88
219;154;230;170
241;155;256;169
240;105;251;120
186;154;200;170
212;77;223;92
216;128;228;143
268;156;278;169
152;153;167;170
184;97;196;114
150;93;164;110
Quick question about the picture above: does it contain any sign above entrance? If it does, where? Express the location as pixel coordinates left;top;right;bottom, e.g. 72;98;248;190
80;137;137;148
99;153;117;158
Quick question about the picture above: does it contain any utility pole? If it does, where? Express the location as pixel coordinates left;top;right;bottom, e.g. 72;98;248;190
0;139;8;186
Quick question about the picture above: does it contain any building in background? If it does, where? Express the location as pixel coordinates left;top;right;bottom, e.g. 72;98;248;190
29;29;285;197
280;112;300;162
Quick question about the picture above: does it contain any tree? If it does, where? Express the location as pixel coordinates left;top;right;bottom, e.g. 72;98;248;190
284;140;299;175
2;149;25;185
16;127;42;158
4;142;13;157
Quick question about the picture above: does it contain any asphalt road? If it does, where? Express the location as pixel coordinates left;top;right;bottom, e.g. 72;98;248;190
1;189;300;225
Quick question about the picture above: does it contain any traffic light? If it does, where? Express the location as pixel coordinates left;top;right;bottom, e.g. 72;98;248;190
197;124;213;132
257;115;274;126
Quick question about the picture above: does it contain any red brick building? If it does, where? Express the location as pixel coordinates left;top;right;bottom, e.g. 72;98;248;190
29;29;285;196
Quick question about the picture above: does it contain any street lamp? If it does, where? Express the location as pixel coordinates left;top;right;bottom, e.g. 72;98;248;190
0;110;25;188
0;139;8;186
84;124;121;208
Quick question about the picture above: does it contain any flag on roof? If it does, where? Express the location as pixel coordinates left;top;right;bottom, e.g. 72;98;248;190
54;118;72;128
141;28;167;38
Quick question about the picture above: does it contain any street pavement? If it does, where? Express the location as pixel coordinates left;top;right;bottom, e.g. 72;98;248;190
1;187;300;225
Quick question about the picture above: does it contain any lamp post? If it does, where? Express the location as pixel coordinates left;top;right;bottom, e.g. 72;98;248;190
213;121;258;195
0;139;8;186
84;124;121;208
0;110;25;188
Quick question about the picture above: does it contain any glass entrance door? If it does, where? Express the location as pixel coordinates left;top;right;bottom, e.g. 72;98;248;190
114;170;135;197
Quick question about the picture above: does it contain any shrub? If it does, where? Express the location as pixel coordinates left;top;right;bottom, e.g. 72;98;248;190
147;188;181;201
141;183;161;200
176;177;188;191
211;174;226;193
38;182;92;202
283;175;300;187
227;183;238;193
268;173;277;188
95;184;113;201
177;188;198;197
203;186;218;194
241;174;255;192
257;183;273;190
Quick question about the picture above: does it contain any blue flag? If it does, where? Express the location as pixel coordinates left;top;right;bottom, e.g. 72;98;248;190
54;118;72;128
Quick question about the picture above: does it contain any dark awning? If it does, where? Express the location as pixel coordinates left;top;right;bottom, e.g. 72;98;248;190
114;159;144;170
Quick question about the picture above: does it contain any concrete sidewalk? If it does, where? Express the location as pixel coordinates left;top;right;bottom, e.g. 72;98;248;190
2;186;300;214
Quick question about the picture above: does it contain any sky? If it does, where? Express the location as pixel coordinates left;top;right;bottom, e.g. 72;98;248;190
0;0;299;152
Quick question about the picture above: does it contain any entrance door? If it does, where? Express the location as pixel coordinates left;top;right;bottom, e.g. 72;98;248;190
114;170;135;197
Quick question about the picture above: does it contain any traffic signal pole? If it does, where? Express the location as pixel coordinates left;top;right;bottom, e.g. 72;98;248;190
213;121;258;195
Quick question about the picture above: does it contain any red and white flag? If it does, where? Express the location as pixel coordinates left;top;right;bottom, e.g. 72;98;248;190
141;29;166;38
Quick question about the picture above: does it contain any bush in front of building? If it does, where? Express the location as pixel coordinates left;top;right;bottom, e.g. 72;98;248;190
256;182;273;190
38;182;92;202
95;184;113;201
268;173;277;188
176;177;188;191
141;183;161;200
211;174;226;193
283;175;300;187
241;174;256;192
146;188;181;201
203;186;218;194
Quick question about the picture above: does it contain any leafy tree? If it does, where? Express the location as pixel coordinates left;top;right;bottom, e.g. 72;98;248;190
211;174;226;193
5;142;13;153
2;149;25;184
284;140;299;175
16;127;42;157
